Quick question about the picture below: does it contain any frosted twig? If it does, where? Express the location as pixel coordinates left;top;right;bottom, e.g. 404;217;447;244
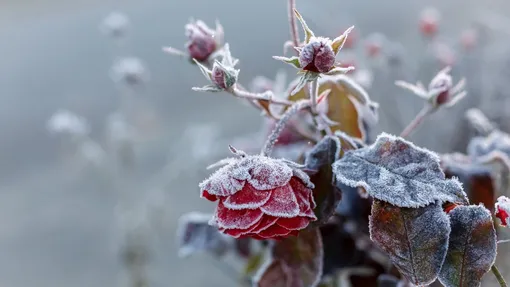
498;239;510;244
287;0;300;49
231;86;292;106
262;100;311;156
400;105;434;138
310;79;319;114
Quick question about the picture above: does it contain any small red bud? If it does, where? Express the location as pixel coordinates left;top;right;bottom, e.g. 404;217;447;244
185;20;217;62
419;8;440;38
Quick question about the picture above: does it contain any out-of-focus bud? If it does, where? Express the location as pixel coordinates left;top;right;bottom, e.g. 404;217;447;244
419;7;440;38
365;33;385;58
429;67;454;105
185;20;223;62
111;57;149;86
101;11;129;39
299;37;336;73
47;110;90;137
460;28;478;51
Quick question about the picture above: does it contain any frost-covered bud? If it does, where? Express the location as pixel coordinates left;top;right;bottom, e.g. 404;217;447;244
299;37;336;73
47;110;90;137
211;61;237;90
419;7;440;38
101;11;129;39
111;57;148;86
460;28;478;51
429;70;453;105
495;196;510;227
200;153;317;240
185;20;218;62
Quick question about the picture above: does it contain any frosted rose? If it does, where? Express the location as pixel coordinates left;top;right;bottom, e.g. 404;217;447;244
200;155;317;240
185;20;218;62
495;196;510;227
299;37;336;73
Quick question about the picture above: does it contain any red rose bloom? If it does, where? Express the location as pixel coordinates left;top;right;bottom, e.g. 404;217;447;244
200;155;317;240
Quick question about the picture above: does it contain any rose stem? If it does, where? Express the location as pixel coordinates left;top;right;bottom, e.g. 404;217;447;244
491;264;508;287
399;105;433;138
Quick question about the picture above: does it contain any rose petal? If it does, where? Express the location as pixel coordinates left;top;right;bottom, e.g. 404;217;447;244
260;184;300;217
199;167;245;197
215;201;263;230
223;183;272;210
276;217;310;230
248;157;293;190
249;216;279;234
201;190;218;201
257;224;293;239
289;177;317;218
224;228;251;238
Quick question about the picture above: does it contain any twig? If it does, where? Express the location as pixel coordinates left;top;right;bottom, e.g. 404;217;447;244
287;0;300;49
231;86;292;106
491;264;508;287
498;239;510;244
399;105;434;138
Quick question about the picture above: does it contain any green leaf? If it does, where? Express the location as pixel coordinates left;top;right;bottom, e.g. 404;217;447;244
369;200;451;286
438;205;497;287
331;26;354;54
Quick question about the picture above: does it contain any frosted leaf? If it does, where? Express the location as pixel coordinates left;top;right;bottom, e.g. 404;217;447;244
252;259;293;287
200;155;295;197
438;205;497;287
47;109;90;136
269;228;324;287
176;212;232;258
369;200;450;286
304;136;343;224
467;130;510;160
333;133;468;208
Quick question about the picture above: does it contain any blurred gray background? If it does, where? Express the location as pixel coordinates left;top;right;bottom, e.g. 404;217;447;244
1;0;510;286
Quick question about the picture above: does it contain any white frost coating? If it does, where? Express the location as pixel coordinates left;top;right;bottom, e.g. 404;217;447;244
467;130;510;160
333;132;468;208
199;155;295;196
259;185;300;218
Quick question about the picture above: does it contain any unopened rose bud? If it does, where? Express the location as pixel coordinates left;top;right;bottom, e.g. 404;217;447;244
419;7;440;38
460;28;478;51
429;71;453;105
299;37;336;73
185;20;221;62
211;62;237;90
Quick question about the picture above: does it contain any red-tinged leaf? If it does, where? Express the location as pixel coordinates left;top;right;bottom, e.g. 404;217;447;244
438;205;497;287
253;259;293;287
443;155;496;212
270;228;324;287
304;136;343;224
369;200;451;286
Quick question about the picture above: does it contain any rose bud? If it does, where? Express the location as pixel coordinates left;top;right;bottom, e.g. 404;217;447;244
299;37;336;73
460;28;478;51
428;66;465;107
185;20;221;62
419;7;440;38
495;196;510;227
192;44;239;92
200;153;317;240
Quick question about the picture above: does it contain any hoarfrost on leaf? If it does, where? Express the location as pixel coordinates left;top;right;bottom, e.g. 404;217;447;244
438;205;497;287
176;212;232;258
369;200;451;286
332;132;468;208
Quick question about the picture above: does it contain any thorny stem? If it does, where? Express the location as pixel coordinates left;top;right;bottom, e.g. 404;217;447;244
491;265;508;287
231;86;292;106
262;100;310;156
287;0;300;50
399;105;434;138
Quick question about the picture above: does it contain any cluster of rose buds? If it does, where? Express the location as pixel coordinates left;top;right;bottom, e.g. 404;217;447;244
200;148;317;240
495;196;510;227
164;20;224;63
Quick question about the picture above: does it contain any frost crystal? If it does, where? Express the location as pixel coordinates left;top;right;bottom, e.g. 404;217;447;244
332;133;468;208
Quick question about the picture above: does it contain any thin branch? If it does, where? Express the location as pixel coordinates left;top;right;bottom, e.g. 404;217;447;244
288;0;300;50
491;265;508;287
399;105;434;138
231;86;292;106
498;239;510;244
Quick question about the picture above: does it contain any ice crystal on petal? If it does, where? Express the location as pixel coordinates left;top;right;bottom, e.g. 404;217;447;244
333;133;468;208
260;185;300;218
